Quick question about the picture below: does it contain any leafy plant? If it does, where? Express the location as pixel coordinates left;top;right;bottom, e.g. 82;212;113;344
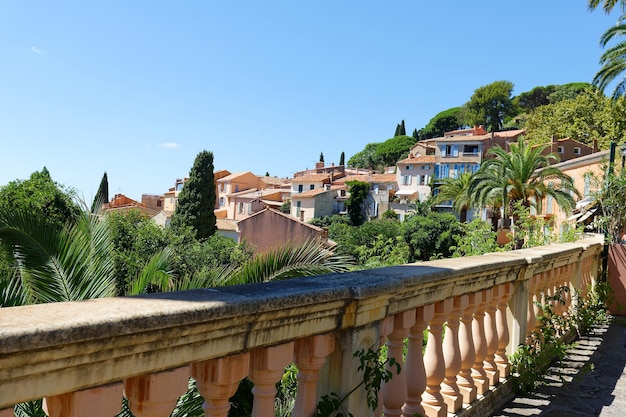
316;347;400;417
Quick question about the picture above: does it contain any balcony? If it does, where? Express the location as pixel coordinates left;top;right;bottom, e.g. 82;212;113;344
0;235;604;417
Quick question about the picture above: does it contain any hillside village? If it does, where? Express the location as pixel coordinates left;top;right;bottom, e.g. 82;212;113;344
102;125;607;253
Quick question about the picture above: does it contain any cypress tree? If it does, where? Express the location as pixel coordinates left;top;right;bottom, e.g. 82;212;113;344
319;152;325;163
91;172;109;213
339;151;345;166
399;119;406;136
394;124;401;137
412;128;419;140
170;150;217;240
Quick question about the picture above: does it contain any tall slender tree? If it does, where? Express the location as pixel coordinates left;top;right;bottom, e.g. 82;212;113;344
170;151;217;240
91;172;109;213
319;152;325;163
339;151;345;166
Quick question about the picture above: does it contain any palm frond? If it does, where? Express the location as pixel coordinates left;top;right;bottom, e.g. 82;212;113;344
128;247;176;295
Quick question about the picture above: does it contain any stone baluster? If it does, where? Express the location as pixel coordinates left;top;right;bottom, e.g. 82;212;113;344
381;310;415;417
422;298;453;417
124;367;190;417
293;334;336;417
495;282;513;378
0;408;11;417
471;289;490;395
483;288;500;387
440;295;467;413
402;304;434;417
527;273;540;342
43;383;124;417
249;342;295;417
191;352;250;417
374;316;394;417
457;293;477;405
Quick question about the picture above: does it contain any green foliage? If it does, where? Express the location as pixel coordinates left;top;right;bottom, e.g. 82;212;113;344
394;119;406;137
91;171;109;213
345;180;370;226
316;347;400;417
339;151;345;166
347;143;383;171
588;0;624;14
593;164;626;243
311;214;351;228
375;135;416;166
381;209;398;220
170;150;217;240
0;168;80;229
459;80;515;131
594;16;626;100
320;152;325;163
431;172;473;215
523;90;626;149
280;200;291;214
402;211;462;262
452;218;504;257
418;107;462;139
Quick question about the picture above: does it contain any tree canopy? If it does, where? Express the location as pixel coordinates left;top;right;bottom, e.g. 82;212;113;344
459;80;515;132
170;150;217;240
375;135;416;166
346;180;370;226
418;107;463;139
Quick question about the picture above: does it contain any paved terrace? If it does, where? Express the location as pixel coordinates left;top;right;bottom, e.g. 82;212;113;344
493;319;626;417
0;235;606;417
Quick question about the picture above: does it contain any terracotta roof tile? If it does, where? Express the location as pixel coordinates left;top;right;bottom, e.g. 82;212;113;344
292;188;331;198
398;155;436;164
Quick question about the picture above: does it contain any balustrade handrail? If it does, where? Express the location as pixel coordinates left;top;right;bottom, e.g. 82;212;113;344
0;235;604;412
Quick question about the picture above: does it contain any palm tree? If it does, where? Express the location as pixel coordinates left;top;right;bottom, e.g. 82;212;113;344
588;0;625;14
469;138;579;222
593;15;626;100
431;172;474;221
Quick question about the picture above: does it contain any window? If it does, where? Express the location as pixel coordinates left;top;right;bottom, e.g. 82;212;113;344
444;144;459;157
157;200;162;207
423;165;430;170
234;184;239;192
407;165;414;170
557;146;564;154
295;201;301;217
310;184;315;190
373;184;379;194
219;197;225;207
238;202;244;214
402;175;412;185
298;184;303;193
584;174;591;196
574;147;581;155
463;144;479;155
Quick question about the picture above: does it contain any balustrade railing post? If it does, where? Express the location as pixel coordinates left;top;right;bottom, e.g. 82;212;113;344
471;289;490;395
293;334;336;417
374;316;395;417
422;298;453;417
191;352;250;417
506;277;528;356
381;310;415;417
484;288;500;387
249;342;295;417
495;282;513;377
402;304;434;417
124;367;190;417
441;295;467;413
43;383;124;417
457;293;477;405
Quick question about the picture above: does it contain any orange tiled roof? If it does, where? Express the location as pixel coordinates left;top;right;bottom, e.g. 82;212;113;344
364;174;397;183
398;155;436;164
291;173;331;183
292;188;331;198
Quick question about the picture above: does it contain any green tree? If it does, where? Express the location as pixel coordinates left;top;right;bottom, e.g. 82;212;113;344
459;81;515;131
91;171;109;213
0;168;80;228
346;180;370;226
339;151;345;166
320;152;325;163
402;211;462;262
588;0;624;14
594;16;626;100
375;135;416;166
548;82;595;103
418;107;462;139
170;150;217;240
347;143;384;171
431;172;474;221
514;85;556;112
523;90;626;149
394;120;406;137
469;137;579;221
412;128;419;140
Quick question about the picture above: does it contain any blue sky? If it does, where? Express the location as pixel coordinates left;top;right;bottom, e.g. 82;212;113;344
0;1;620;201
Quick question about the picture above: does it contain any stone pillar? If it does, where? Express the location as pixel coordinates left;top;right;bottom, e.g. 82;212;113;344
249;342;295;417
495;282;513;377
43;383;124;417
402;304;434;417
483;288;500;387
506;277;528;356
422;298;453;417
293;334;336;417
471;289;490;395
124;367;190;417
440;295;467;413
191;352;250;417
381;310;415;417
457;292;477;405
374;316;394;417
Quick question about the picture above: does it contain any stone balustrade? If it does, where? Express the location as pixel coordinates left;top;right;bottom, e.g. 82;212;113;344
0;236;603;417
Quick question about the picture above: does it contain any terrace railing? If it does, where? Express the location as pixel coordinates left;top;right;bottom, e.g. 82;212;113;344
0;235;603;417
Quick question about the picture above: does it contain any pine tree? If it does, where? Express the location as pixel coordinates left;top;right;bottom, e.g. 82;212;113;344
170;151;217;240
265;171;270;176
319;152;325;163
339;151;345;166
91;172;109;213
